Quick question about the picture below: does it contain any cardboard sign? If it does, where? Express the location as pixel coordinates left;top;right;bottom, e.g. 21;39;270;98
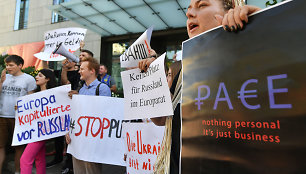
34;27;86;61
120;27;153;68
121;53;173;120
181;0;306;173
122;122;165;174
12;85;71;146
67;95;125;166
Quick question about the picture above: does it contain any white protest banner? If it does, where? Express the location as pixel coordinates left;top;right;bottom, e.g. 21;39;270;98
12;85;71;146
67;95;125;166
120;27;153;68
34;27;87;61
121;53;173;120
122;122;165;174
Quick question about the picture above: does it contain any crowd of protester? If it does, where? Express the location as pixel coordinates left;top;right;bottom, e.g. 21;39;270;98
0;0;260;173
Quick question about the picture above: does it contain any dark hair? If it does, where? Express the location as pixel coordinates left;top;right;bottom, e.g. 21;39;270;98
81;49;94;57
82;57;100;76
5;55;24;66
35;69;57;92
100;64;108;71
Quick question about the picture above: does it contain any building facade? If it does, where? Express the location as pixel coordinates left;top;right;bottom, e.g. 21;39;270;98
0;0;284;96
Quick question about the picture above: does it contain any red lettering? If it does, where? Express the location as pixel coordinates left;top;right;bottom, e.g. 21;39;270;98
147;144;151;154
91;117;102;137
100;118;110;139
65;105;71;111
85;116;94;136
75;116;85;136
18;116;24;125
142;144;147;154
127;133;131;152
137;131;142;154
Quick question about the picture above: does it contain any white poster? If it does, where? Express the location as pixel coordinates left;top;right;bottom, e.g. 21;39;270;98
121;53;173;120
122;122;165;174
34;27;87;61
67;95;125;166
120;27;153;68
12;85;71;146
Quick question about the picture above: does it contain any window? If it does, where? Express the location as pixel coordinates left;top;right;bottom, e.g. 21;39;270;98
14;0;29;30
52;0;70;23
111;42;129;97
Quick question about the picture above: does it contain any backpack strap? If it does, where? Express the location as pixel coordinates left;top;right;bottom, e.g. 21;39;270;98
95;83;102;96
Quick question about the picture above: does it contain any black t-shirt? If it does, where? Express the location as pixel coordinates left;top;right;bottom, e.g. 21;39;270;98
54;70;81;90
67;70;80;90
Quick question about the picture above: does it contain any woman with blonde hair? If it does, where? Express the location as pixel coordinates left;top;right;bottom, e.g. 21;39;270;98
138;0;261;173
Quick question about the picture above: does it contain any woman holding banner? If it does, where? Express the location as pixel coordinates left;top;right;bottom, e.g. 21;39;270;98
20;69;57;174
138;0;260;173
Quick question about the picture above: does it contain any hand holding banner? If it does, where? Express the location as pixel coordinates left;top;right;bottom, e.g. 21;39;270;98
121;53;173;120
120;27;153;68
12;85;71;146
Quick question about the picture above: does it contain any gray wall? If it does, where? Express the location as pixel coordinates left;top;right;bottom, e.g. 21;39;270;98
0;0;101;61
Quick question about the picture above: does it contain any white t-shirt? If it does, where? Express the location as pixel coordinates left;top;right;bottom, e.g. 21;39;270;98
0;73;36;118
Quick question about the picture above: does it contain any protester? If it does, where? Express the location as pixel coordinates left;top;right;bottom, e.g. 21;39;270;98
66;57;111;174
138;0;260;173
79;50;93;63
42;45;94;173
0;55;36;174
61;59;81;91
19;69;57;174
98;64;117;93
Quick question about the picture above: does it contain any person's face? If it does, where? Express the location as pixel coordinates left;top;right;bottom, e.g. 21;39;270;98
99;65;107;75
5;62;22;76
79;52;90;62
35;72;49;86
167;68;173;88
186;0;225;38
79;61;94;81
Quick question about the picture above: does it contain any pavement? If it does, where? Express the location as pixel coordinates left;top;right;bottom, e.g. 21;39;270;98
3;140;126;174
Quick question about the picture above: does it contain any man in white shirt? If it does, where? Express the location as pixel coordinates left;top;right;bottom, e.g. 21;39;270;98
0;55;36;174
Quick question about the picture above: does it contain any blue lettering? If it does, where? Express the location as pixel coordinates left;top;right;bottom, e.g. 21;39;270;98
35;98;40;108
17;100;23;113
268;74;292;109
41;97;49;112
37;122;44;137
195;85;210;110
214;82;233;110
237;79;260;109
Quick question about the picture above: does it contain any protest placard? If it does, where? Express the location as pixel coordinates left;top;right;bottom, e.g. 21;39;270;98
122;122;165;174
67;95;125;166
12;85;71;146
121;53;173;120
34;27;87;61
120;27;153;68
181;0;306;173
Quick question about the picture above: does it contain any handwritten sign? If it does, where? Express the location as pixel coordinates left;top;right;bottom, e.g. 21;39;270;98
120;27;153;68
12;85;71;146
122;122;165;174
34;27;87;61
67;95;125;166
121;53;173;120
